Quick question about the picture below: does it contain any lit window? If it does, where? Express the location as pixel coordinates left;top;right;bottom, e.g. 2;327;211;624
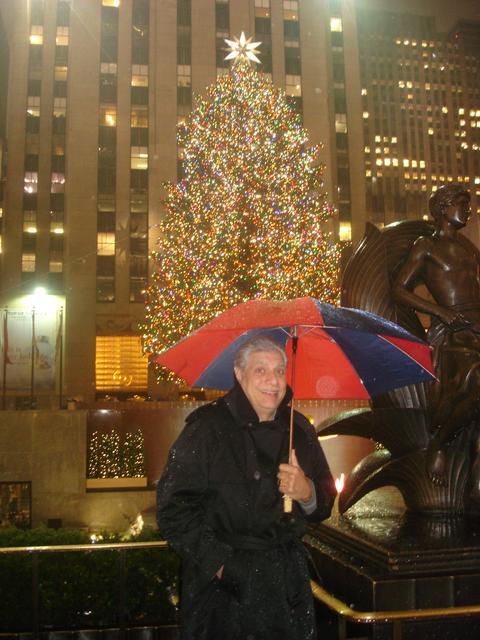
101;62;117;74
330;18;342;33
24;172;38;194
177;65;191;87
27;96;40;117
102;0;120;6
51;173;65;193
364;146;370;153
339;222;351;242
56;26;69;46
392;158;399;166
95;335;148;391
100;106;116;127
22;253;36;272
97;232;116;256
50;221;64;234
285;75;302;97
132;64;148;87
49;259;63;273
55;66;68;81
131;146;148;170
335;113;347;134
362;111;369;119
255;0;270;18
361;88;367;96
283;0;298;20
131;106;148;128
403;159;409;167
442;106;448;114
23;211;37;233
30;26;43;45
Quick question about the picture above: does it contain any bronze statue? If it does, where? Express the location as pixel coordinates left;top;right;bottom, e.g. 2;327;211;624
393;184;480;487
320;183;480;515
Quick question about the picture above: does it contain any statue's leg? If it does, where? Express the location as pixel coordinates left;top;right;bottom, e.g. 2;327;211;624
427;373;480;486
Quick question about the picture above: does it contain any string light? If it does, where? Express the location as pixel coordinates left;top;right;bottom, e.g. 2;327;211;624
142;57;340;380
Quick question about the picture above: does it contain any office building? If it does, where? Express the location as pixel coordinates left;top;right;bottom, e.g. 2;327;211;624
0;0;478;402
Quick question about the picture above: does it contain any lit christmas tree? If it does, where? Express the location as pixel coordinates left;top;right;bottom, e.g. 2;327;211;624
143;34;339;373
121;429;146;478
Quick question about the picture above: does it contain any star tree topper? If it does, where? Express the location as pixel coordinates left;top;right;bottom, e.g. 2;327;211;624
224;32;262;64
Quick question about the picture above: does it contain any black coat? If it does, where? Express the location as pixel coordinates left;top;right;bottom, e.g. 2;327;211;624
157;383;335;640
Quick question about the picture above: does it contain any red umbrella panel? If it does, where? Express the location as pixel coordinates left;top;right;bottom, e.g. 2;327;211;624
155;297;435;400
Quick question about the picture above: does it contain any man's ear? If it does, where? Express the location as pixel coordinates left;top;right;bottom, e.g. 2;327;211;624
234;367;242;383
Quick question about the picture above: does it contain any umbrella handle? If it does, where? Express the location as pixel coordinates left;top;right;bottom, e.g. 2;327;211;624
283;496;293;513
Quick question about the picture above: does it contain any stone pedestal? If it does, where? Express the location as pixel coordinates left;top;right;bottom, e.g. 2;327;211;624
306;491;480;639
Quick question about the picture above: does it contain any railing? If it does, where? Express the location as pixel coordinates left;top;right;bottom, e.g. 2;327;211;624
0;541;178;639
311;579;480;640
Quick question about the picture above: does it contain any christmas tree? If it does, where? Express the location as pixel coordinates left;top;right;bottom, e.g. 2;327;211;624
143;34;339;372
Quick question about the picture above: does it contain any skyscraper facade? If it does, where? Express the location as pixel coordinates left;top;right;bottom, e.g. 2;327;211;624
0;0;478;402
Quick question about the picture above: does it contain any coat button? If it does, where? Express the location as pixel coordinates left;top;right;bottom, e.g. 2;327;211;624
253;470;261;480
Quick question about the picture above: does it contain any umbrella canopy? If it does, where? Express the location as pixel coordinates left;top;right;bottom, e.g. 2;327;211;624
155;297;435;400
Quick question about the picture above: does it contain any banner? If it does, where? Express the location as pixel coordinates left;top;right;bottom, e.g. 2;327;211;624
0;308;60;391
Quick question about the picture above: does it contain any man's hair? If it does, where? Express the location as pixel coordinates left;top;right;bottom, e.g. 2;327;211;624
234;335;287;371
428;183;470;223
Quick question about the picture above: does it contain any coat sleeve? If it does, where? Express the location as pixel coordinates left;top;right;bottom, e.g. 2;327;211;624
295;415;336;523
156;415;233;587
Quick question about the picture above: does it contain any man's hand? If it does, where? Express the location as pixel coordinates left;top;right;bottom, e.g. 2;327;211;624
277;449;312;503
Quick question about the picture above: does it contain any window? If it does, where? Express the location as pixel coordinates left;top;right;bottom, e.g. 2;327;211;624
100;105;117;126
55;66;68;81
56;26;69;46
255;0;270;18
177;65;191;87
95;335;148;391
330;17;343;33
335;113;347;133
24;172;38;194
51;173;65;193
131;146;148;170
285;75;301;97
97;279;115;302
23;211;37;233
132;64;148;86
22;253;36;272
97;232;115;256
30;25;43;46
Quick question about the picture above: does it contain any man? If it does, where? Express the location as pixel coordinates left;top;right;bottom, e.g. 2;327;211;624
393;183;480;486
157;335;335;640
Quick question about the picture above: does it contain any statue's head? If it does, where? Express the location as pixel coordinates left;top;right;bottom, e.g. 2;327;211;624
428;183;471;225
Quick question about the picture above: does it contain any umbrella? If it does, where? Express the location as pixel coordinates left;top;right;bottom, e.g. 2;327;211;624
155;296;435;511
155;296;435;400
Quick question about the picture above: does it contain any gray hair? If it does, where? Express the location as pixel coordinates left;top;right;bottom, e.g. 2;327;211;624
234;335;287;371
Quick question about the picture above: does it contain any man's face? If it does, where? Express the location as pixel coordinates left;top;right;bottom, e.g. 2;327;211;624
444;195;471;229
235;350;287;422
